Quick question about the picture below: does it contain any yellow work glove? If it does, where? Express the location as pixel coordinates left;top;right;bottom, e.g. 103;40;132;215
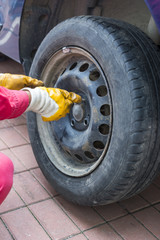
23;87;82;121
0;73;44;90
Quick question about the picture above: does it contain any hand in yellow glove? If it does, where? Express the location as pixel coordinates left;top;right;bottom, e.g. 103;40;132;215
0;73;44;90
23;87;82;121
40;87;82;121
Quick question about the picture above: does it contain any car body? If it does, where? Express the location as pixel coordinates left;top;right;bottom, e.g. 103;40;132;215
0;0;24;61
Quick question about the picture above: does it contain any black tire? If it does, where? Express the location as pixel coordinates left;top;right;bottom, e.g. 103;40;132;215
27;16;160;206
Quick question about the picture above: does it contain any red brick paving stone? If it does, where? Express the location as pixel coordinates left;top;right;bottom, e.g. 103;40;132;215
31;168;57;197
1;148;26;173
8;115;26;126
11;144;38;169
0;119;13;128
110;214;156;240
1;207;51;240
0;188;24;214
0;127;27;147
22;113;26;119
55;196;104;231
84;223;122;240
155;203;160;211
13;171;50;204
119;195;149;213
14;125;30;142
153;174;160;188
70;234;87;240
94;202;127;221
139;184;160;204
29;199;80;239
134;207;160;238
0;219;13;240
0;138;8;150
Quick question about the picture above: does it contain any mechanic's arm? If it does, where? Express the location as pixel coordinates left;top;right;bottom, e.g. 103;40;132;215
0;86;81;121
0;86;29;120
0;73;81;121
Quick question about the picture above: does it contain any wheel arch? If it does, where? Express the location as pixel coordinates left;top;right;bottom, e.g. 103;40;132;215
19;0;158;74
19;0;97;74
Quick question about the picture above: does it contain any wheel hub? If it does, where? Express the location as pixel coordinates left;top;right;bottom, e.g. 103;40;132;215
38;47;112;176
51;54;112;164
70;101;89;130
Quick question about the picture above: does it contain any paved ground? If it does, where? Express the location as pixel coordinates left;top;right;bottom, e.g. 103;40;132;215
1;58;160;240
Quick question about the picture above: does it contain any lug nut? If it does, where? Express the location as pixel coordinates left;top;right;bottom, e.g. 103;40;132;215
72;103;84;122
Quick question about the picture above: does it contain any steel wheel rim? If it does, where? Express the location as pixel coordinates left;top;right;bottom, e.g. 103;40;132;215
36;47;112;177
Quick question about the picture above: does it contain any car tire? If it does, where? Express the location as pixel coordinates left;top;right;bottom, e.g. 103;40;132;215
27;16;160;206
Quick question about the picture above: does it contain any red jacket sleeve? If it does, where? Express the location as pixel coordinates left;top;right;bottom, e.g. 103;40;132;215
0;87;29;120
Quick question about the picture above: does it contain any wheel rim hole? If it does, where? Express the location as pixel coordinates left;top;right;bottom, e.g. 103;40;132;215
84;151;94;159
71;119;75;126
75;154;83;161
79;63;89;72
66;150;71;156
97;85;107;97
84;118;88;126
61;68;66;75
93;141;105;150
70;62;77;70
89;70;100;81
99;124;109;135
100;104;110;116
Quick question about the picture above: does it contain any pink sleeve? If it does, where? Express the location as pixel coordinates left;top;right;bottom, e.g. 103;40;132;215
0;86;29;120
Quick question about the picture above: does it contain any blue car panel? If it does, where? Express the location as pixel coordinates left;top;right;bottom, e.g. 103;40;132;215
145;0;160;33
0;0;25;62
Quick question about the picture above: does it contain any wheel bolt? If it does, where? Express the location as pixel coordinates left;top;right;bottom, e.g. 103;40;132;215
72;103;84;122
